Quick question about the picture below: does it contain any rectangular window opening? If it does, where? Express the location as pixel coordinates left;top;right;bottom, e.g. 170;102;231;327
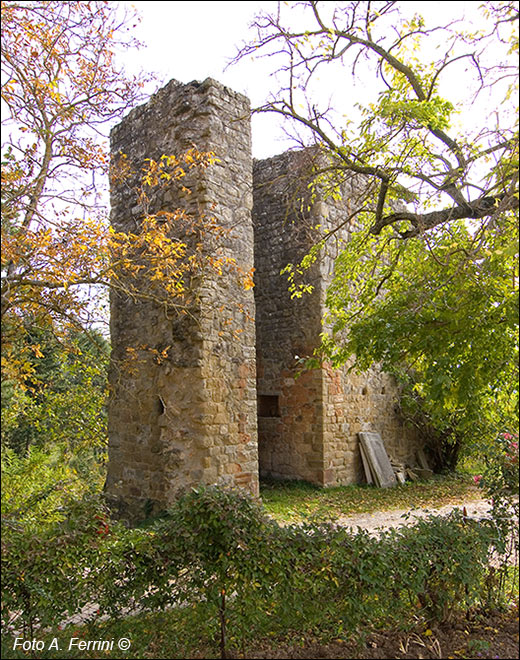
258;394;280;418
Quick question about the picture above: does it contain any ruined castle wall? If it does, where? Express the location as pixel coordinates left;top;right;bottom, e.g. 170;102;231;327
315;190;420;484
253;150;419;486
106;79;258;520
322;362;419;484
253;151;326;483
107;77;420;510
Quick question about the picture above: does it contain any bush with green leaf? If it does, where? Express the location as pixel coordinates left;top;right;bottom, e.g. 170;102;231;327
147;486;279;658
1;442;128;635
1;485;511;658
386;511;495;623
472;430;519;607
2;492;116;635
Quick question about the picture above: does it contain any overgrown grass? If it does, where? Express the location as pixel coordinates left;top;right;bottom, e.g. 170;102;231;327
260;472;482;523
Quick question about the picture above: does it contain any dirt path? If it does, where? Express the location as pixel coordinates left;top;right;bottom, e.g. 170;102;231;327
334;498;494;534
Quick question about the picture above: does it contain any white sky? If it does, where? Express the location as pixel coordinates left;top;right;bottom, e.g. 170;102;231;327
121;1;287;158
118;1;503;161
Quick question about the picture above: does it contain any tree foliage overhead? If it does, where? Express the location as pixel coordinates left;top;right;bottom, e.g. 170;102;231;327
1;2;250;390
1;1;148;352
236;1;519;462
236;0;518;235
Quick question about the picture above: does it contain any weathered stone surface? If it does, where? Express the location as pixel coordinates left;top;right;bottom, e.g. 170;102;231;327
253;149;419;486
106;79;420;521
106;78;258;521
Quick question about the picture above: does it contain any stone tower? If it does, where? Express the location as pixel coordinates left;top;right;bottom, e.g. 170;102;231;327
105;79;258;520
106;78;420;520
253;150;419;485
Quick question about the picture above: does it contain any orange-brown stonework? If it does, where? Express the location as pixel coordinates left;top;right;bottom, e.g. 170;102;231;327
106;79;419;521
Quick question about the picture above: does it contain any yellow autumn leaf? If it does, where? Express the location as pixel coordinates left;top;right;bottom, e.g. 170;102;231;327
31;344;44;358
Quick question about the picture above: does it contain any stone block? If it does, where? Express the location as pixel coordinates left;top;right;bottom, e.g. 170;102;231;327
107;78;421;519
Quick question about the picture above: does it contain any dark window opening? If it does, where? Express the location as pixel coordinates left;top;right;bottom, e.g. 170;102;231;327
258;394;280;418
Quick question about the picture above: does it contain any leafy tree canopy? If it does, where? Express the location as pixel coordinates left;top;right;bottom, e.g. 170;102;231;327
235;1;519;464
1;321;109;454
1;2;237;388
1;1;147;361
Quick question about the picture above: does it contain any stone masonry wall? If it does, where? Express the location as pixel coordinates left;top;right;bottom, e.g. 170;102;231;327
315;173;420;484
107;78;420;516
106;79;258;521
253;150;326;483
253;150;419;485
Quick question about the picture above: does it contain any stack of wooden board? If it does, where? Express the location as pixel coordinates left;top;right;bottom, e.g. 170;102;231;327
358;432;397;488
358;432;434;486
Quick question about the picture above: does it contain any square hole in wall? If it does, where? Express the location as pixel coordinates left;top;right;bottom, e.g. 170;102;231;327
258;394;280;418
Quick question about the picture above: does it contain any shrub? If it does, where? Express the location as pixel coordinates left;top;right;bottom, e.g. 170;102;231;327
149;486;277;658
386;511;495;622
1;485;508;657
2;494;116;635
474;431;519;607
